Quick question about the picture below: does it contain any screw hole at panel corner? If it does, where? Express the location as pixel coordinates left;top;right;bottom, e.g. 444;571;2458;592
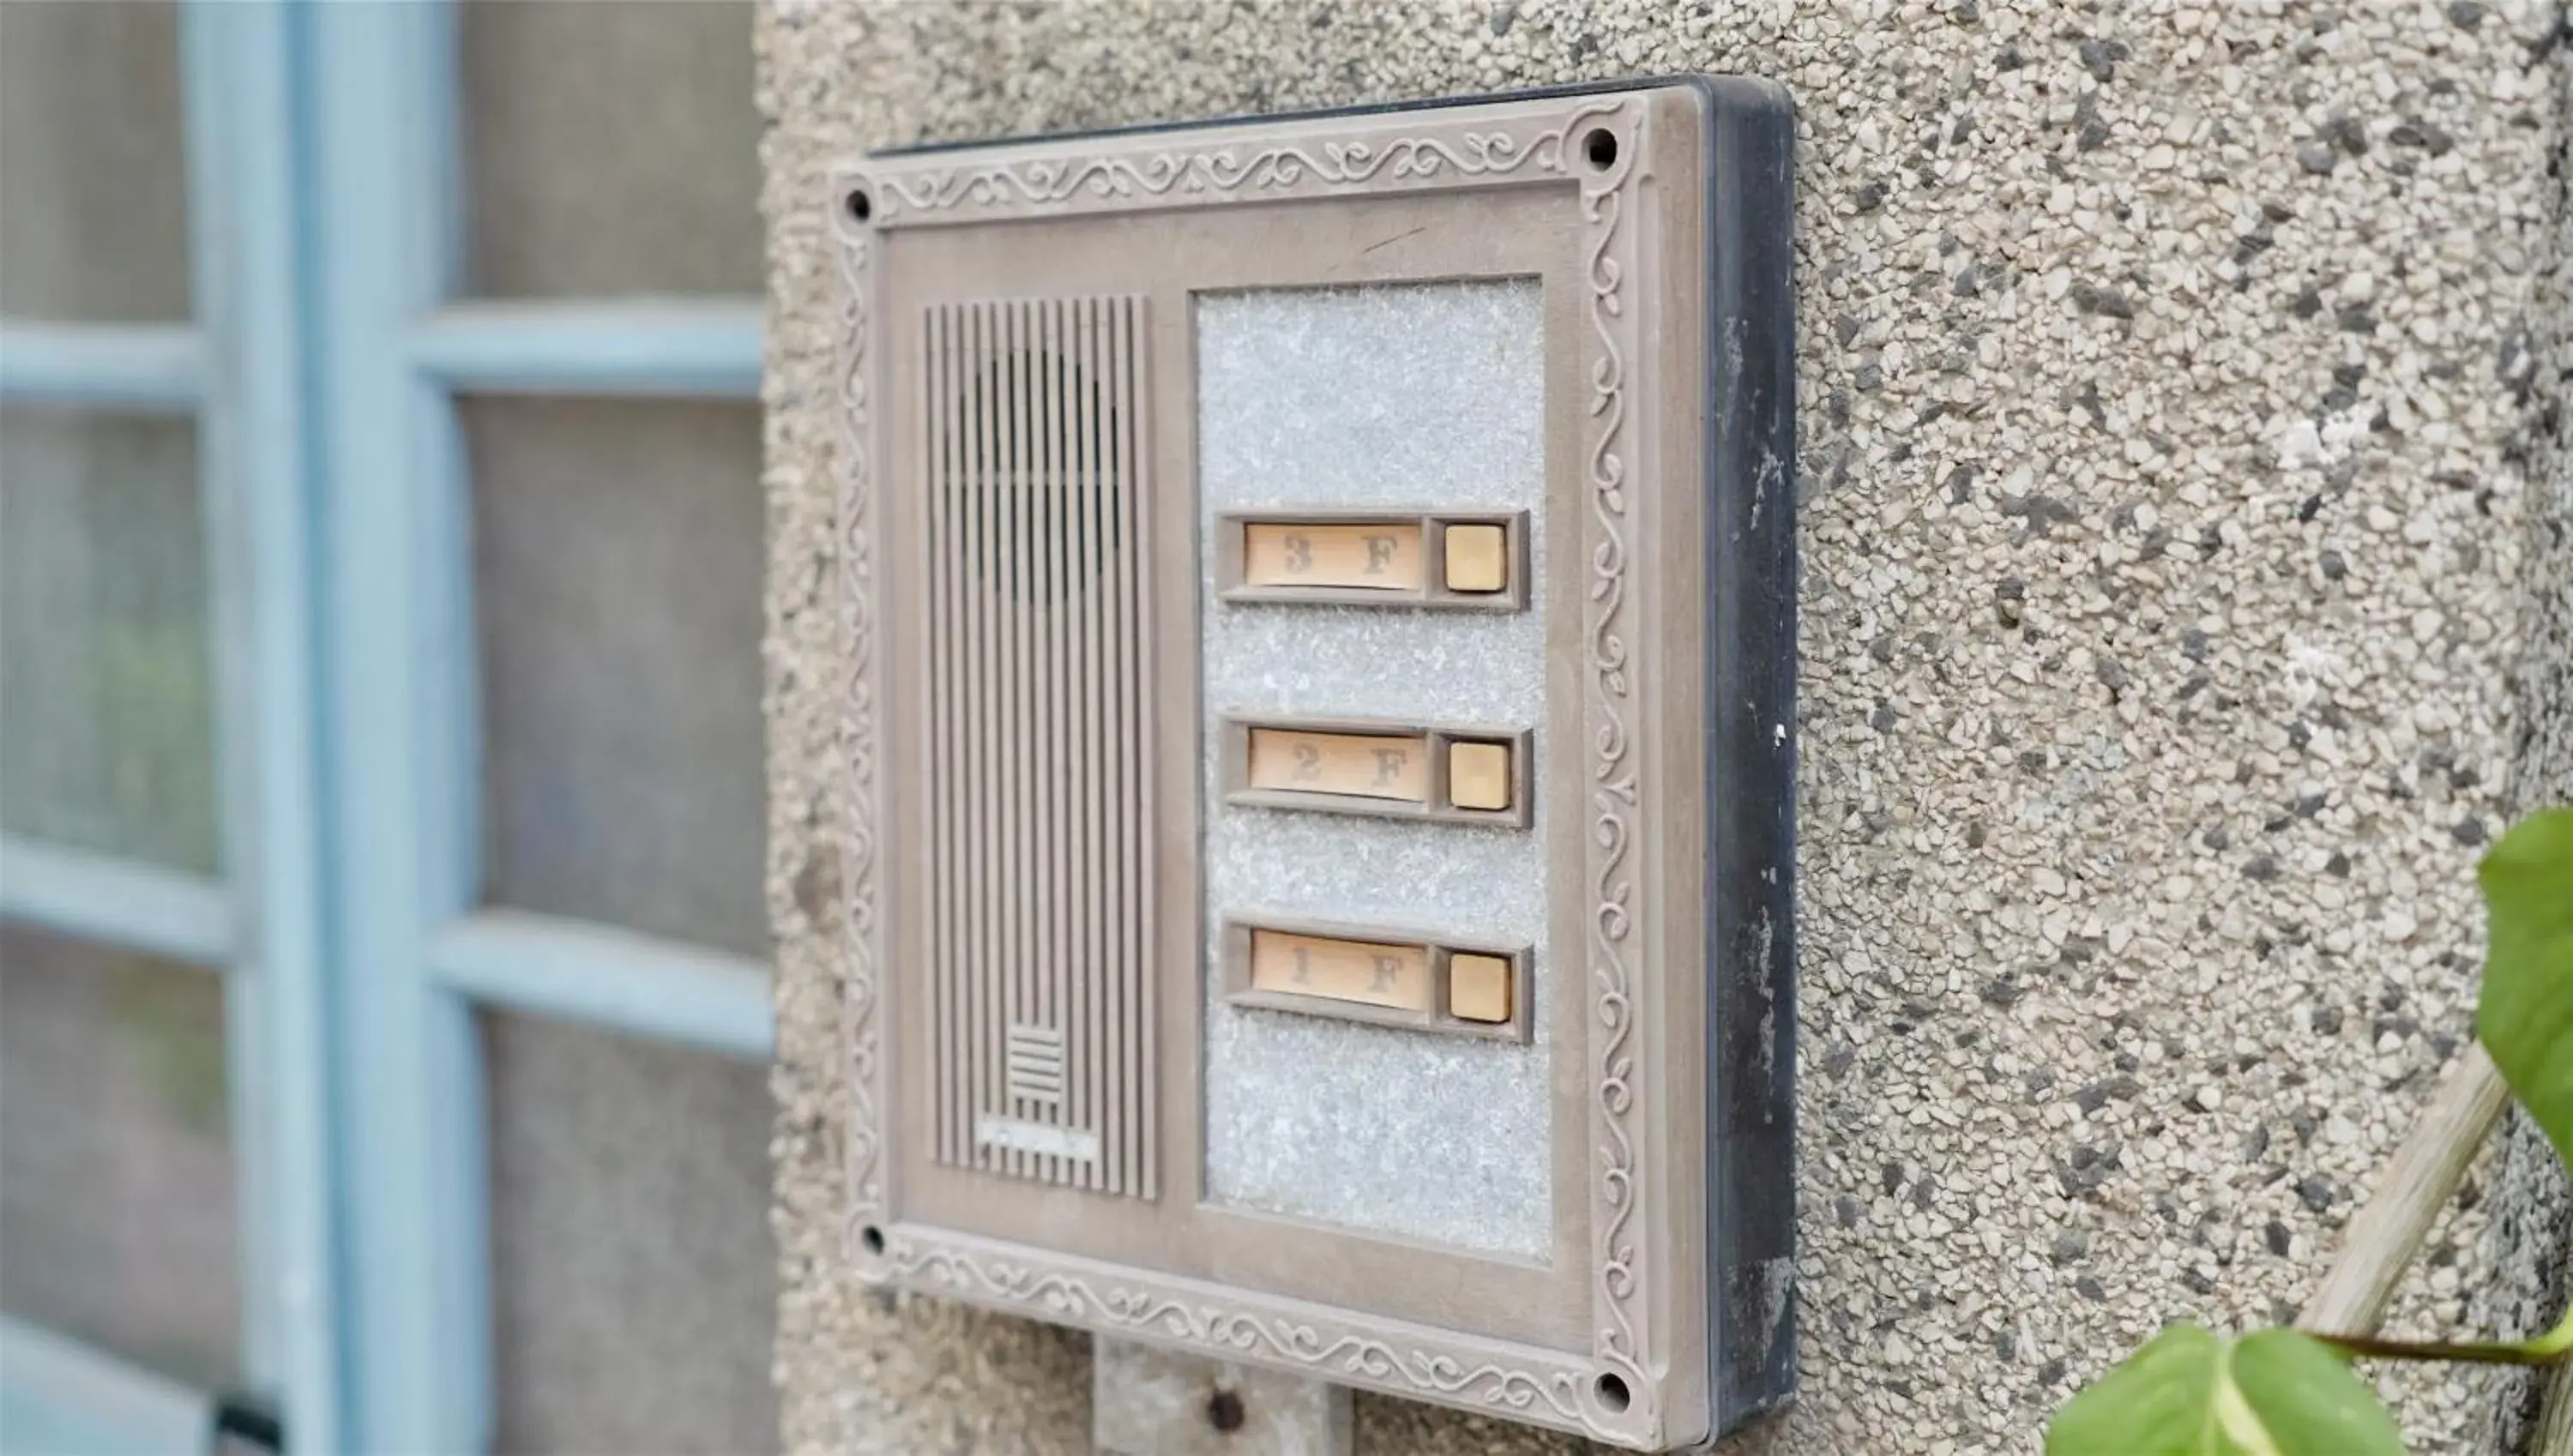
859;1224;886;1255
1204;1389;1246;1433
1592;1371;1631;1414
1582;128;1619;172
845;187;874;224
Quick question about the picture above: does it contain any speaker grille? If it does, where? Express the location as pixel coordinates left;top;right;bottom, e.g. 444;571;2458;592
923;296;1156;1198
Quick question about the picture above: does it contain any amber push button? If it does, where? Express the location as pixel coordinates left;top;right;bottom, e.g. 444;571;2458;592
1448;953;1513;1023
1442;523;1508;593
1447;740;1512;812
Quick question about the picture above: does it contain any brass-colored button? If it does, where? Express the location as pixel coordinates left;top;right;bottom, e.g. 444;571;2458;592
1449;953;1513;1023
1443;523;1508;593
1447;740;1511;811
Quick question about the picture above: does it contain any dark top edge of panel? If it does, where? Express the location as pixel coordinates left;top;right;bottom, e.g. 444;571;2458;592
873;74;1782;158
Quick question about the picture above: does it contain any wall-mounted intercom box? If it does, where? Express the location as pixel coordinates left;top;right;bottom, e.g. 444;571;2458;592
829;77;1796;1450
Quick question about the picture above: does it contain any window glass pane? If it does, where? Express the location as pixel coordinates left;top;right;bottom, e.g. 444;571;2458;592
459;0;762;298
467;396;766;956
0;0;191;321
0;406;219;873
484;1012;777;1455
0;924;239;1389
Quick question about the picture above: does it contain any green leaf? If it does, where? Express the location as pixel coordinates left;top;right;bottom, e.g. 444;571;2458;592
2476;807;2573;1171
2046;1325;2407;1456
2226;1329;2407;1455
2047;1326;2222;1456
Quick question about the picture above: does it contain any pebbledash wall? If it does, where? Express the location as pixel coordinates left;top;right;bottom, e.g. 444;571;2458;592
755;3;2573;1453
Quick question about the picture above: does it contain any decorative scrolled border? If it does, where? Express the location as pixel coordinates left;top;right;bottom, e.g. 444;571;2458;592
829;94;1665;1446
883;1224;1590;1425
855;99;1628;228
1576;111;1650;1435
875;123;1580;220
828;187;889;1260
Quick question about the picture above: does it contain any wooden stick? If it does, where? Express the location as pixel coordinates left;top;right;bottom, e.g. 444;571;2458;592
2535;1354;2573;1456
2299;1043;2511;1338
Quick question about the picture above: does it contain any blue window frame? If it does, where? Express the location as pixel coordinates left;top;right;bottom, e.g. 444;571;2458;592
3;4;332;1447
0;4;769;1451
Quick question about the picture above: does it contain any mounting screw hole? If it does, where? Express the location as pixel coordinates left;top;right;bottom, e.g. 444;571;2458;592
1592;1372;1631;1414
859;1224;886;1255
1582;128;1619;172
1205;1388;1246;1432
844;187;874;224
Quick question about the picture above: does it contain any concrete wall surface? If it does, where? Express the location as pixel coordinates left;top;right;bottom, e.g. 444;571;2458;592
756;3;2573;1451
2474;19;2573;1451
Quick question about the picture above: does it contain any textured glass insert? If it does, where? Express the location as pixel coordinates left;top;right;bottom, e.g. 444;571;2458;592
459;0;761;298
1197;280;1553;1258
0;406;219;873
485;1012;778;1456
0;924;240;1389
466;397;766;956
0;0;191;321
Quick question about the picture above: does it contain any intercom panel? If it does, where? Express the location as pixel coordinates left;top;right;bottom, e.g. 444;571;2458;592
829;78;1797;1449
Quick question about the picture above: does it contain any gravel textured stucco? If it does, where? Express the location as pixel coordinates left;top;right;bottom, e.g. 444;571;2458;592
2476;27;2573;1451
755;3;2571;1452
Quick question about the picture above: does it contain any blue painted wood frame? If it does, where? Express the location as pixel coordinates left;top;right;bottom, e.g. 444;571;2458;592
430;911;775;1061
0;325;206;407
413;300;762;398
0;4;346;1449
304;3;494;1449
304;2;774;1435
184;3;346;1447
13;2;774;1447
0;1318;206;1456
0;837;233;966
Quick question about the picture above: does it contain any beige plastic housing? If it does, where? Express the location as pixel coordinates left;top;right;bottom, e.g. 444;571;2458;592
828;81;1795;1450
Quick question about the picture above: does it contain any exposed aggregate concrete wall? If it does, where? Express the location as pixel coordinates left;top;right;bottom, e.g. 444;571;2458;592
755;3;2572;1451
2477;22;2573;1451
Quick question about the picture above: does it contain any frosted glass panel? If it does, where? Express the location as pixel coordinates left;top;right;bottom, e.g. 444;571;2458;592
485;1013;778;1455
0;0;191;321
0;406;219;873
466;396;767;956
1197;281;1553;1257
459;0;762;298
0;924;240;1389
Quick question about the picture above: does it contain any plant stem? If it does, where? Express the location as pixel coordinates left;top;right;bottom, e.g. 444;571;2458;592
2316;1303;2573;1368
2534;1303;2573;1361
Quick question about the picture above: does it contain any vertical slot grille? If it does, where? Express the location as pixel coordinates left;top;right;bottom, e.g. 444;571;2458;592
923;295;1155;1199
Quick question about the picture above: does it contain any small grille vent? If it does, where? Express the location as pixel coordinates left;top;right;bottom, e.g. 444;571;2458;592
923;295;1156;1199
1005;1023;1065;1107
